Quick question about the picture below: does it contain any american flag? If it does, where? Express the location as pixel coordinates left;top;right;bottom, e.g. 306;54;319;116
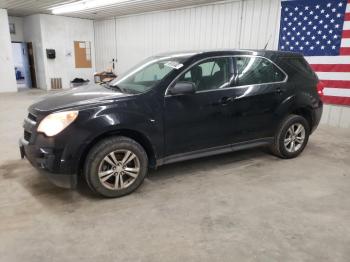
278;0;350;105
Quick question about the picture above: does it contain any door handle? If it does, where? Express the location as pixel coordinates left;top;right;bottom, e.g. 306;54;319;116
220;97;234;105
276;87;283;94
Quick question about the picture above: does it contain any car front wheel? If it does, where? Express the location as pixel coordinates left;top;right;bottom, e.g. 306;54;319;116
84;136;148;198
271;114;310;159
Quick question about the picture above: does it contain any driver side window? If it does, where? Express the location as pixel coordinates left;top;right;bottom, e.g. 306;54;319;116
178;57;231;91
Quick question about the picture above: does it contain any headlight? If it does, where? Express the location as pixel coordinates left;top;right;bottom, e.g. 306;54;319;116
37;111;79;136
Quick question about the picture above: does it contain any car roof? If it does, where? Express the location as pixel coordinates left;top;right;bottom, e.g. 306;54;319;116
155;49;302;61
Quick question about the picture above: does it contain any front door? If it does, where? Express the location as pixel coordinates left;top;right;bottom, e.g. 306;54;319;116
163;57;235;156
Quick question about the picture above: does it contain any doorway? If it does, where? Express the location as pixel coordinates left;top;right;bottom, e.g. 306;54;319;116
11;42;37;90
27;42;37;88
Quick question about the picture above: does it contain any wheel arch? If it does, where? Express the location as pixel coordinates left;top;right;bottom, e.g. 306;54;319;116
291;107;313;131
78;129;157;174
277;94;315;132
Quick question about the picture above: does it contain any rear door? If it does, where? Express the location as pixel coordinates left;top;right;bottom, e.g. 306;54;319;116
226;56;288;141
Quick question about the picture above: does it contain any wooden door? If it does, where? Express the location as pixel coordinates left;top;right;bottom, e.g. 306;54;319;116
27;42;37;88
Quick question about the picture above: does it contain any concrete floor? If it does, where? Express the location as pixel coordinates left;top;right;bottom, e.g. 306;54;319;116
0;90;350;262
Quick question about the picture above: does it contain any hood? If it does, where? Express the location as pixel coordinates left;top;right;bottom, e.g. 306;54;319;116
29;84;130;113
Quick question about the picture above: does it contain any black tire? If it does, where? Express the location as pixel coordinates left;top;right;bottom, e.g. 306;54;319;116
84;136;148;198
271;114;310;159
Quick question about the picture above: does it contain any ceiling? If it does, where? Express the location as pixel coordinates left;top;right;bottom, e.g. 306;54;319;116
0;0;222;19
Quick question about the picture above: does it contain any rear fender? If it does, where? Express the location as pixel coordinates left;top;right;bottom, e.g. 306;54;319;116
275;92;321;131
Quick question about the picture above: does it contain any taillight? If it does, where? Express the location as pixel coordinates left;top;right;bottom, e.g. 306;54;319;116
316;81;325;101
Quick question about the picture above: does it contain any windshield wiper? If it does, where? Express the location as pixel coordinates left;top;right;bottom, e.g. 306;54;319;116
102;82;124;93
122;88;142;94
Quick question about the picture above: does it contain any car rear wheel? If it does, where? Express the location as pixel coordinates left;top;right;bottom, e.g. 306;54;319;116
271;114;310;159
84;136;148;198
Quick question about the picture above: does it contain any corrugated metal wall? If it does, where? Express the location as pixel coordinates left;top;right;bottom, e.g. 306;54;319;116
94;19;117;72
94;0;281;73
321;105;350;128
93;0;350;128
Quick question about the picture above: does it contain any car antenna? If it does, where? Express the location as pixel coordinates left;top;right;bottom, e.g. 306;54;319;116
264;34;272;49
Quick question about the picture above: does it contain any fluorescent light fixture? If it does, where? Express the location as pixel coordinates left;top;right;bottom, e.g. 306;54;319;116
51;0;128;14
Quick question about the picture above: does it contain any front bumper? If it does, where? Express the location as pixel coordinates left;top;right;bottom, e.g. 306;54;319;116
19;137;77;189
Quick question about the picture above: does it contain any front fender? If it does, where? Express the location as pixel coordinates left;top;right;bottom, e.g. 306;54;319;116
60;102;163;173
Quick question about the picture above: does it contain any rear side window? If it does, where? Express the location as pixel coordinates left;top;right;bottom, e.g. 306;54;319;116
234;57;286;86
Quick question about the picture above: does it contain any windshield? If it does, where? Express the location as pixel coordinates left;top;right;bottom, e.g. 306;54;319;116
109;55;189;93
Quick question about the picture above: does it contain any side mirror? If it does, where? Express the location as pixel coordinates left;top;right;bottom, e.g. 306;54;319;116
169;81;196;95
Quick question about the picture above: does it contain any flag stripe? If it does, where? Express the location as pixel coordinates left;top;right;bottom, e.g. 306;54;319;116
347;3;350;13
343;30;350;38
345;13;350;21
340;47;350;55
346;13;350;21
341;38;350;47
344;21;350;30
322;96;350;105
310;64;350;72
305;56;350;64
324;87;350;96
320;80;350;88
316;72;350;81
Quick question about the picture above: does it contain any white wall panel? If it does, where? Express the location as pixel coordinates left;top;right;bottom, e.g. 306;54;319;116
8;16;24;42
23;15;47;90
95;0;247;73
322;105;350;129
240;0;281;49
110;0;280;73
94;19;117;72
0;9;17;93
40;14;95;90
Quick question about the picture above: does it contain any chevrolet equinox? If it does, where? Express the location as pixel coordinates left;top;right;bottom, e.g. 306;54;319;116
20;50;323;197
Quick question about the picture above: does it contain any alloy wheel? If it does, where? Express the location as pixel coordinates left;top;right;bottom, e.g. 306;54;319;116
284;123;306;153
98;150;140;190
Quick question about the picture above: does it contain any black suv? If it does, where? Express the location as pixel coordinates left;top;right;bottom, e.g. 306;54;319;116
20;50;323;197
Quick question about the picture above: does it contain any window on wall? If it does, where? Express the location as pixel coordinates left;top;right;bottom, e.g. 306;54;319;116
234;57;285;86
179;57;231;91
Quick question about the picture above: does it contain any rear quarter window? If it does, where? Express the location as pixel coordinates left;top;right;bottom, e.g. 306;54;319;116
278;57;317;80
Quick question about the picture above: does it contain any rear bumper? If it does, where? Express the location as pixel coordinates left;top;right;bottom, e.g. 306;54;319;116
19;137;77;189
